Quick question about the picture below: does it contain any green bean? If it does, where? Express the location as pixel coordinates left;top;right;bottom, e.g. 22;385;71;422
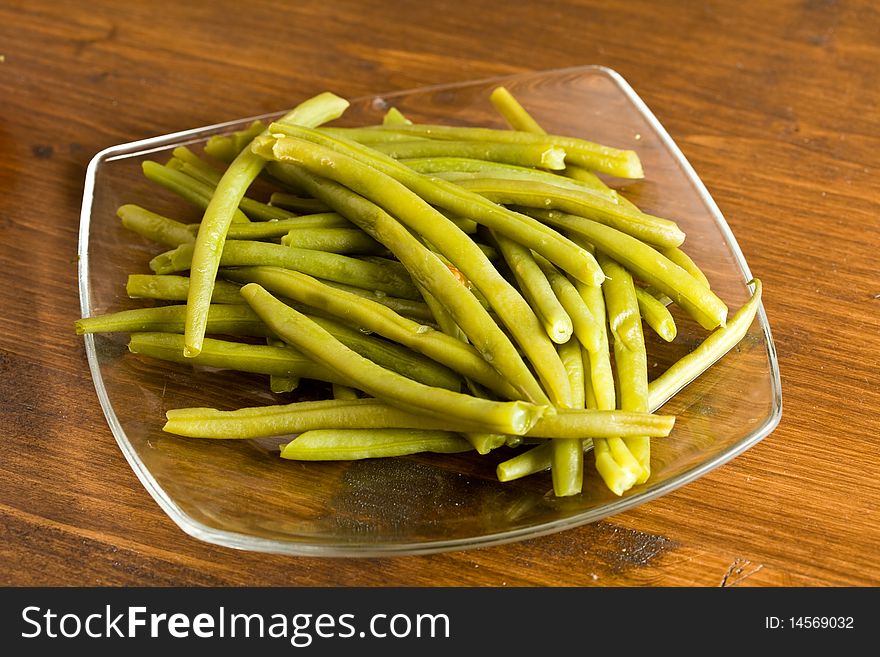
570;246;646;494
487;86;614;196
561;166;608;191
370;140;566;170
308;314;463;391
415;282;469;343
496;440;595;483
382;107;412;126
401;157;619;201
185;92;349;357
126;274;244;305
141;161;251;224
240;283;548;435
493;233;573;344
532;253;602;354
660;246;711;289
128;332;349;384
118;204;195;247
267;337;299;393
455;178;685;249
316;280;435;323
204;120;267;162
165;398;420;438
165;157;299;222
163;397;674;440
121;204;348;244
111;305;459;390
649;279;762;411
599;253;651;482
634;286;677;342
281;227;386;255
221;266;521;400
551;337;586;496
332;383;360;400
319;126;431;144
224;213;353;239
256;135;573;406
150;240;421;300
361;123;644;179
262;123;605;286
464;432;508;455
489;86;546;135
526;208;728;331
256;152;549;405
170;146;223;185
581;350;643;495
268;193;332;214
281;429;473;460
75;304;268;337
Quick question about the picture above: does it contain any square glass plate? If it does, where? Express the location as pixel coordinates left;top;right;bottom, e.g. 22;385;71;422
78;65;782;557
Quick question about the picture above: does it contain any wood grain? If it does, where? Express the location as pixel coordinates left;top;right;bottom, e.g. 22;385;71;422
1;0;878;586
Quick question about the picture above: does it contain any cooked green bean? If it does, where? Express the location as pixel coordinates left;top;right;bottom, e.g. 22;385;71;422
165;158;304;222
281;227;386;255
281;429;473;460
533;253;602;354
128;332;348;384
185;92;349;357
497;440;595;483
141;161;251;224
361;123;644;179
256;135;574;406
240;283;548;435
267;336;299;393
371;140;566;170
221;266;521;400
488;86;615;196
262;123;605;286
114;307;459;390
310;314;463;391
225;213;353;239
317;280;435;323
170;146;223;185
571;248;646;494
599;253;651;482
464;432;508;455
150;240;421;300
551;337;586;496
527;208;728;330
489;86;546;135
126;274;244;305
649;279;762;411
382;107;412;126
455;178;685;249
319;126;431;144
402;157;618;200
204;120;267;162
163;397;674;440
634;286;677;342
660;246;711;289
118;204;195;247
332;383;360;400
493;232;573;344
255;151;549;405
75;304;268;337
268;192;332;214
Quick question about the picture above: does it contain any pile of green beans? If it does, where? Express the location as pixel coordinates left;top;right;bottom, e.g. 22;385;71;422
76;87;763;498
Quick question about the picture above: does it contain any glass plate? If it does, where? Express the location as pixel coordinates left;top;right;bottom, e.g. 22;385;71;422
78;65;782;557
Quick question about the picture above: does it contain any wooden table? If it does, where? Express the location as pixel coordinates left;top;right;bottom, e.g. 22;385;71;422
1;0;877;587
